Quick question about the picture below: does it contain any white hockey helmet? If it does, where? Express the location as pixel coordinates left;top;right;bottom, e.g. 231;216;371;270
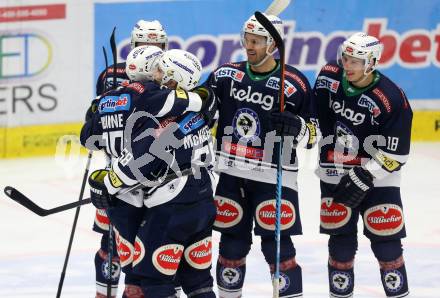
130;20;168;50
156;49;202;91
125;45;163;82
338;32;383;74
241;13;283;52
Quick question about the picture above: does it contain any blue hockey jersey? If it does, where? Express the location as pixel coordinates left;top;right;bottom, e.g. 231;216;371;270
206;61;313;190
313;61;413;187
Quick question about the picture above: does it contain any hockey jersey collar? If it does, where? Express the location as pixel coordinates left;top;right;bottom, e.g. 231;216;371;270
342;71;380;97
245;60;280;81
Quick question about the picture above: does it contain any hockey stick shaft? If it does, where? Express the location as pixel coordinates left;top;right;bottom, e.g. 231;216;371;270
107;27;117;298
56;151;93;298
102;46;109;92
265;0;291;16
254;11;286;298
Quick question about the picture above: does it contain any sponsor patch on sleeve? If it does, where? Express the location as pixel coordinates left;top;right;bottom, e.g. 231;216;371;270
175;87;188;100
374;151;402;172
178;112;205;134
109;170;124;188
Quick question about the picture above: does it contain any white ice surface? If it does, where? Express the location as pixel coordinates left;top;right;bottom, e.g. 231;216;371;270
0;143;439;297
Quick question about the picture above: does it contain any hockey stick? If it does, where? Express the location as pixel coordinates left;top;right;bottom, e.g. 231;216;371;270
107;26;117;298
3;168;193;216
56;151;93;298
265;0;291;16
254;11;286;298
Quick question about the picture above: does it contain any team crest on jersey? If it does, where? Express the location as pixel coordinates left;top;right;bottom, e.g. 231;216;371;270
255;199;296;231
266;77;297;97
331;271;352;293
133;236;145;267
233;108;261;141
184;237;212;269
152;244;184;275
358;94;381;117
214;196;243;228
114;228;134;267
335;121;356;149
99;93;131;113
316;75;340;93
179;112;205;135
364;204;404;236
215;67;245;82
320;198;352;229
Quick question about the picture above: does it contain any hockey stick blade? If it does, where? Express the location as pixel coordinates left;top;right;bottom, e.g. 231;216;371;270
3;168;193;217
265;0;291;16
4;186;91;217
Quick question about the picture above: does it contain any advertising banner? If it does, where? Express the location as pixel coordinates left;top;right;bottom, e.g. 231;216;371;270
0;1;93;157
95;0;440;107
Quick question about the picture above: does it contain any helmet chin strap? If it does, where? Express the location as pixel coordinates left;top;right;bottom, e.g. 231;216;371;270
249;53;271;67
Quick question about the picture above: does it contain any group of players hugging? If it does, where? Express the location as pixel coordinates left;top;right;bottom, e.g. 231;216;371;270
81;12;412;298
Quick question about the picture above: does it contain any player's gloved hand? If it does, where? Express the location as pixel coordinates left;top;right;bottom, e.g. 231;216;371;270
270;110;306;141
88;169;115;209
193;86;218;126
333;166;374;208
85;97;100;122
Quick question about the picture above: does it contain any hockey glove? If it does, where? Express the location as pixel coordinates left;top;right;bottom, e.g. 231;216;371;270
88;169;115;209
85;97;100;122
270;110;306;142
333;167;374;209
193;86;218;126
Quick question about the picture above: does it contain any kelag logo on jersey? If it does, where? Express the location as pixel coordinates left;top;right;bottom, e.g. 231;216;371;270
316;76;340;93
358;94;381;117
215;67;245;82
179;112;205;134
266;77;297;97
98;93;131;113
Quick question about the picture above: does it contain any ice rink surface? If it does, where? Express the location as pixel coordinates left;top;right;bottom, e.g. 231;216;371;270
0;143;439;297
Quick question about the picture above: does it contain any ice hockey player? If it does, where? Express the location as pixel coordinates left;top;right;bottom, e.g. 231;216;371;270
205;13;316;297
313;32;412;298
96;20;168;94
86;49;217;297
90;20;169;298
83;46;215;297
